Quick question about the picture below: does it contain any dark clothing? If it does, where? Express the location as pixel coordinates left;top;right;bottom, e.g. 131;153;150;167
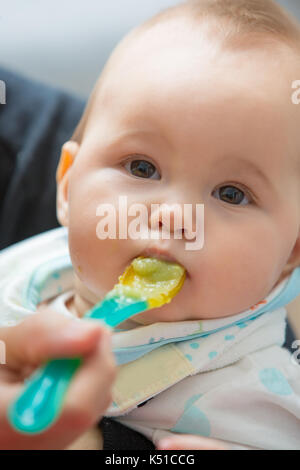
100;418;155;450
0;66;296;450
0;67;83;250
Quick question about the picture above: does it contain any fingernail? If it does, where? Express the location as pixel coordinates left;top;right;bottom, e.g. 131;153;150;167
84;318;112;332
62;320;101;340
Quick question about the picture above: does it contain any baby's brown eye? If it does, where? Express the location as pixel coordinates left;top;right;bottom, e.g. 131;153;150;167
125;159;160;180
213;186;250;206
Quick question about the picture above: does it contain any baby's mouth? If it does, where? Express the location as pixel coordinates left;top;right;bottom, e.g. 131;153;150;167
139;247;177;263
132;247;189;278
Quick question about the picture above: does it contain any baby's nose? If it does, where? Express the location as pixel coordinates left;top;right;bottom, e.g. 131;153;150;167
149;203;186;238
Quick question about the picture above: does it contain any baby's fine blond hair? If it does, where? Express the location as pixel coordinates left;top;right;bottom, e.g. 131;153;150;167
143;0;300;45
72;0;300;145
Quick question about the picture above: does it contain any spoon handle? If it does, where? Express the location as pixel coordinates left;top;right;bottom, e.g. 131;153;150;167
8;297;148;434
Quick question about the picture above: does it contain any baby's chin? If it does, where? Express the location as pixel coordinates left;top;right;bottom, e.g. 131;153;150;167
131;312;162;325
131;302;192;325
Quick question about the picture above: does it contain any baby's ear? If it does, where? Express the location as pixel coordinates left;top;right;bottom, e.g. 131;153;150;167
56;141;79;227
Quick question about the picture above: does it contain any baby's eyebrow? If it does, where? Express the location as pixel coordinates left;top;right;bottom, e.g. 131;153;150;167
224;156;274;190
113;128;173;151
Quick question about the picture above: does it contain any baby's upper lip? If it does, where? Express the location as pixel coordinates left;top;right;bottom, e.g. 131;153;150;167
136;247;187;274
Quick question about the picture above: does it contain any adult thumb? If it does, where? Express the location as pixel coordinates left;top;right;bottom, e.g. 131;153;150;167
0;309;107;371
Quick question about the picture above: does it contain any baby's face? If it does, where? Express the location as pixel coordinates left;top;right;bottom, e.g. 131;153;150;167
60;20;300;324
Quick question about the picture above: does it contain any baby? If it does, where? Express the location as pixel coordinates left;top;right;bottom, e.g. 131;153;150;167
2;0;300;450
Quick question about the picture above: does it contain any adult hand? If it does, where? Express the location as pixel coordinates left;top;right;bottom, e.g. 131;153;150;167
0;309;116;450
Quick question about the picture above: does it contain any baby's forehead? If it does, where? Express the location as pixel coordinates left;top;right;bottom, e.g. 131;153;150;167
84;25;298;179
89;25;297;137
94;17;297;107
79;18;300;178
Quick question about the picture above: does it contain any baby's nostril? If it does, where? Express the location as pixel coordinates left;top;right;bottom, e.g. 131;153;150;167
183;227;195;240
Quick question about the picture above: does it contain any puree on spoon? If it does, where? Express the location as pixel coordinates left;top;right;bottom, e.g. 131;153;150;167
108;256;186;308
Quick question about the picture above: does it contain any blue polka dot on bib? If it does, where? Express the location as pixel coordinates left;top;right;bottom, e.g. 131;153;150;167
259;368;293;396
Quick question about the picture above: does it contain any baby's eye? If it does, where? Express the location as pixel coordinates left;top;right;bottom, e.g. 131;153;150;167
212;185;251;206
124;159;161;180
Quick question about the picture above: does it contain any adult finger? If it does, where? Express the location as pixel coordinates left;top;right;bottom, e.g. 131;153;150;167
156;434;228;450
0;309;106;371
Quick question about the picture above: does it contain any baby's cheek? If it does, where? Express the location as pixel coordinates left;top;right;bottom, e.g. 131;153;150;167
68;223;126;295
190;223;282;317
67;178;115;286
218;234;283;311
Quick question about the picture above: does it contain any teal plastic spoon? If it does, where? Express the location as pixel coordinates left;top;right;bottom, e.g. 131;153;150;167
8;256;185;434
